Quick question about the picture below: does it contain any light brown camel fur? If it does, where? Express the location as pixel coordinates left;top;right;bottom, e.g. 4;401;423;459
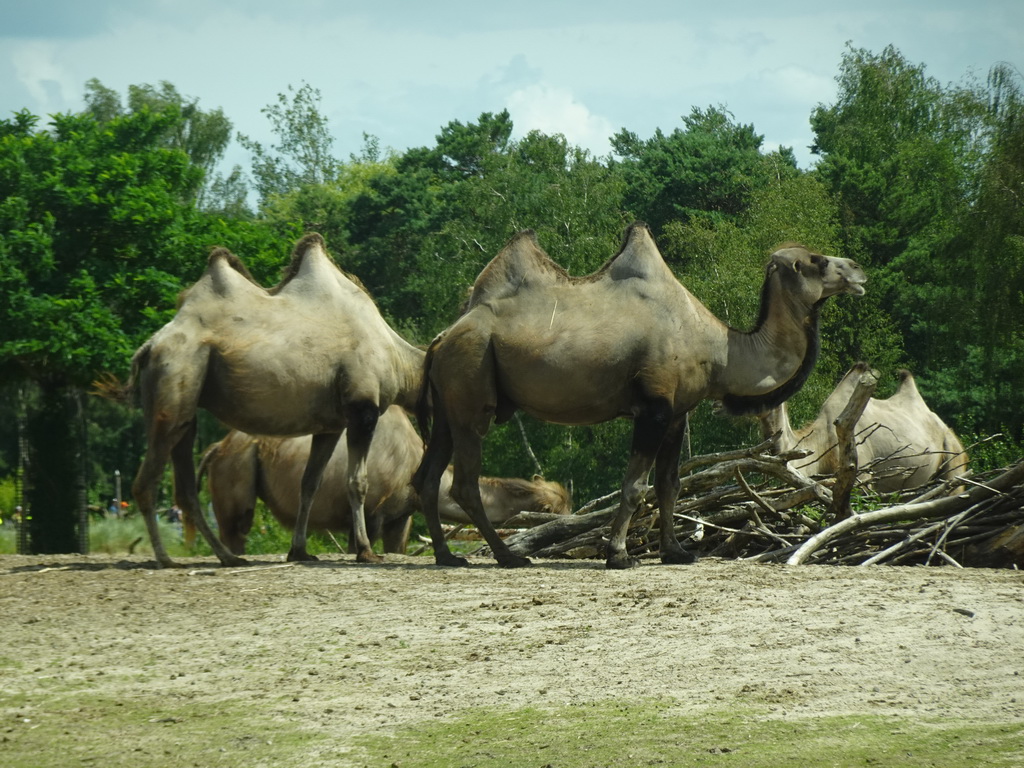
191;405;571;555
414;222;867;569
758;362;970;493
129;233;424;567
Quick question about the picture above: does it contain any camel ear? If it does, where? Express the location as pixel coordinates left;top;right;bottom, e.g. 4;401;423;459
532;473;544;482
771;249;801;272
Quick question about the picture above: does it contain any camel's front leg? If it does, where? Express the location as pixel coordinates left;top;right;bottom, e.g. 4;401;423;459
607;397;673;569
287;432;341;562
653;414;696;565
606;452;655;569
344;403;383;564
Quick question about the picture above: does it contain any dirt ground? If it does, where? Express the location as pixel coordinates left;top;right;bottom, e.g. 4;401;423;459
2;551;1023;767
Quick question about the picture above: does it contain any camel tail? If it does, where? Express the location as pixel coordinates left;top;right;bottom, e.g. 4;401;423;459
195;440;219;494
90;342;150;406
941;431;970;481
414;340;438;446
412;338;457;496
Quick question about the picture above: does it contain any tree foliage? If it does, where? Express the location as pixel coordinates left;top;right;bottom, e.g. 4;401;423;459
238;82;340;207
83;78;240;211
612;105;797;237
811;46;1024;438
0;101;278;551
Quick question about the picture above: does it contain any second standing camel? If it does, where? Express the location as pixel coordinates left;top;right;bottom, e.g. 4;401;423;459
415;223;867;569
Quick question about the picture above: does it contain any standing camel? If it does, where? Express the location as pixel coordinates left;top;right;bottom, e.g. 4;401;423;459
194;405;571;555
758;363;969;493
414;223;867;569
129;233;424;567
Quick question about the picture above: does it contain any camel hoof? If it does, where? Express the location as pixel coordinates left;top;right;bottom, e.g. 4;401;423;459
286;548;319;563
497;554;532;569
605;554;640;570
661;549;697;565
434;552;470;567
357;551;384;564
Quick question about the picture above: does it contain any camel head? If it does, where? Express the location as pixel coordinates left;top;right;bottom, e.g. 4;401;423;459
768;246;867;306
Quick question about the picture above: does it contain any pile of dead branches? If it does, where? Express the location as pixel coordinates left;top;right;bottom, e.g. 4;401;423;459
495;442;1023;568
460;372;1022;569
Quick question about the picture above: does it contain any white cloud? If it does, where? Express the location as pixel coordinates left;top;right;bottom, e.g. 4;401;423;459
505;84;616;157
10;41;77;107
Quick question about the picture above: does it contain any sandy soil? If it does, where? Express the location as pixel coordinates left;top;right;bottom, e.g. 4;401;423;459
2;552;1023;765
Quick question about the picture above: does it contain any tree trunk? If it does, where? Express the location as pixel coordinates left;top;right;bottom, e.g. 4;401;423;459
26;380;86;554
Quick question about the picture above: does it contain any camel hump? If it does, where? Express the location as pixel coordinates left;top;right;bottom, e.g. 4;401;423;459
275;232;332;287
604;222;673;282
207;246;257;283
892;368;922;400
469;229;569;306
190;246;266;301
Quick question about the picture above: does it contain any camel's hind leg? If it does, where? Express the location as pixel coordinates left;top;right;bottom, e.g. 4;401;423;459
170;420;246;567
381;516;413;554
132;428;180;569
414;395;469;567
449;424;531;568
204;443;258;556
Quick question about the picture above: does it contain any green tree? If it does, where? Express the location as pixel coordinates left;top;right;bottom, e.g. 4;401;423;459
611;105;796;237
810;45;1021;439
341;111;517;333
238;82;339;207
83;78;241;211
920;64;1024;434
259;134;398;263
0;105;280;552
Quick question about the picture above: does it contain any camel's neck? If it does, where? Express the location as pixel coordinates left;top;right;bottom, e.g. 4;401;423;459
761;401;831;476
718;277;821;416
760;402;798;448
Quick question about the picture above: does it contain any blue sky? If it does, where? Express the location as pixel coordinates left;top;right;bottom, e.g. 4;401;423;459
2;0;1022;176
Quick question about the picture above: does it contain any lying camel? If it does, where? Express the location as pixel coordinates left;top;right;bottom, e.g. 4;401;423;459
193;405;572;554
128;234;424;567
758;363;969;493
415;222;867;569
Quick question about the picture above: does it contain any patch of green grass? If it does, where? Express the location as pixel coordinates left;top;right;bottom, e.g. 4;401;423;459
0;692;332;768
0;502;451;559
3;686;1021;768
0;524;15;554
354;700;1024;768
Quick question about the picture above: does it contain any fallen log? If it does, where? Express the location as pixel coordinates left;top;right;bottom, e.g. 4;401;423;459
505;505;618;557
786;460;1024;565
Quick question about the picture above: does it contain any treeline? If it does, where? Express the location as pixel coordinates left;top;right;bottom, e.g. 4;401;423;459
1;45;1022;552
